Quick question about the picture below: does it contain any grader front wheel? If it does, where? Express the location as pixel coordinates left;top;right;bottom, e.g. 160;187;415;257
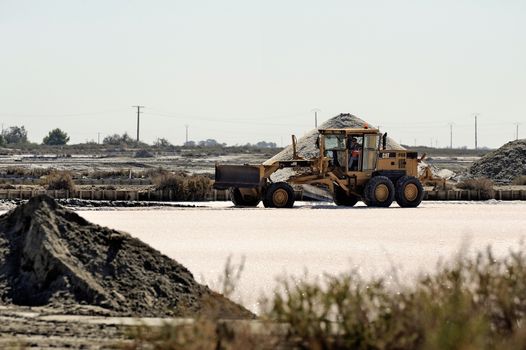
264;182;295;208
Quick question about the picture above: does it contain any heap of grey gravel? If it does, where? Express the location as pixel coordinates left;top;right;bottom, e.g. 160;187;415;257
0;195;252;318
469;139;526;184
265;113;404;165
265;113;405;183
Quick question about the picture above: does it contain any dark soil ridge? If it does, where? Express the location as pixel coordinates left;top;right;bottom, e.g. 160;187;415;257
0;195;252;318
469;139;526;183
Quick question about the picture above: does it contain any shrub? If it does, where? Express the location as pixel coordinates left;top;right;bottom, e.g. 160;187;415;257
263;245;526;349
121;318;262;350
512;175;526;186
2;166;53;178
0;184;16;189
122;245;526;349
457;177;495;199
143;167;168;178
41;171;76;192
86;168;133;179
153;137;173;148
2;126;28;144
152;172;211;200
103;132;135;146
134;149;154;158
42;128;70;145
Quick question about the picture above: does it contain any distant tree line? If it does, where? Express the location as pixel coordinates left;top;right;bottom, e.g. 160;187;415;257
0;126;71;146
183;139;277;149
0;126;28;146
0;125;278;149
43;128;70;145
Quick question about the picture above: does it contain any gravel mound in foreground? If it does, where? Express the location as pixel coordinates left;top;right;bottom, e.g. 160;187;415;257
0;195;252;318
469;139;526;183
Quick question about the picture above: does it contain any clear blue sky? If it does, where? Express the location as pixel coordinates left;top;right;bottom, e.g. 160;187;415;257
0;0;524;147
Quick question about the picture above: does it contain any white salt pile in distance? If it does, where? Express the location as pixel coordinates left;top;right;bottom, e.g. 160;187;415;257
265;113;405;184
0;195;253;318
266;113;404;164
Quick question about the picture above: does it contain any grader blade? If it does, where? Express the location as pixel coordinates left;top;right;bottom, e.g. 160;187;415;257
213;165;262;189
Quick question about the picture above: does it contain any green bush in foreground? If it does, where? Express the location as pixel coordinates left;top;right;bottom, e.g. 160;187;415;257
122;246;526;350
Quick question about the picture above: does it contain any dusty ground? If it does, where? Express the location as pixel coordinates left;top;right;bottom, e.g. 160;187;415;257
0;305;129;349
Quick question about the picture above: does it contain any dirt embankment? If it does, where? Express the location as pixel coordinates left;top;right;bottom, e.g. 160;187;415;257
0;195;252;319
469;139;526;183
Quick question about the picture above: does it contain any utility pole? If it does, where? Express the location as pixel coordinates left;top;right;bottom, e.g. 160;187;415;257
132;105;145;143
474;114;478;150
515;123;521;140
311;108;321;128
449;123;453;149
185;124;189;144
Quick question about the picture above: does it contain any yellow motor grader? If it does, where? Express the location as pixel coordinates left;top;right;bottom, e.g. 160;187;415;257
214;126;424;208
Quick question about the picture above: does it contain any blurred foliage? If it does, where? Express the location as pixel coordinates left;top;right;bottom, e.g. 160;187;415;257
2;126;28;145
152;172;212;200
40;170;76;192
123;245;526;349
457;177;495;199
512;175;526;186
42;128;70;145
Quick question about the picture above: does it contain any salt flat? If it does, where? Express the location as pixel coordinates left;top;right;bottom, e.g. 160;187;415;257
79;201;526;312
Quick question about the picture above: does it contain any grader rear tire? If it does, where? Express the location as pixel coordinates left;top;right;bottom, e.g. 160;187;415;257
264;182;295;208
230;187;261;207
395;176;424;208
363;176;395;208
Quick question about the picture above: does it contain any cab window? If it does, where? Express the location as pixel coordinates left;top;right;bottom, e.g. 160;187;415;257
324;135;346;151
362;134;379;171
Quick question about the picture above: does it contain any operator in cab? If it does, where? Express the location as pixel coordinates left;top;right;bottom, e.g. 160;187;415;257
349;137;361;171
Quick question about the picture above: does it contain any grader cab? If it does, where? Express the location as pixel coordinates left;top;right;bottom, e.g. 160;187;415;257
214;127;424;208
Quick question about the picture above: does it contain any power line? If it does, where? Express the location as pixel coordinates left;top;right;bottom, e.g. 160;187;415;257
132;106;145;142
